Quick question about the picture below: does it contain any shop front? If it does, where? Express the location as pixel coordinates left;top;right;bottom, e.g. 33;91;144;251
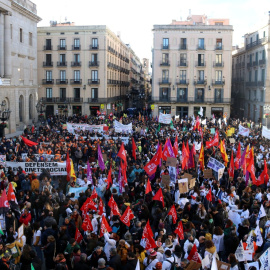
158;106;171;114
176;106;188;118
90;106;100;116
211;107;223;118
73;106;82;115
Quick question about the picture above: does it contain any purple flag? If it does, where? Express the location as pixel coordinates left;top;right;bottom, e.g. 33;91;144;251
118;166;122;193
240;147;247;167
98;144;105;171
87;161;93;184
245;171;249;186
167;138;175;158
149;173;155;181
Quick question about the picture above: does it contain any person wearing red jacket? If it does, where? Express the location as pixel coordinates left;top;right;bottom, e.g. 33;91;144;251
19;208;31;226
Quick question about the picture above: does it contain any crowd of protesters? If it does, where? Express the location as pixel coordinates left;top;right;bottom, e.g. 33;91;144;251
0;111;268;270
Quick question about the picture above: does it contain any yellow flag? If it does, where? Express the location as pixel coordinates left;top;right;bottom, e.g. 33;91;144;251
70;160;77;182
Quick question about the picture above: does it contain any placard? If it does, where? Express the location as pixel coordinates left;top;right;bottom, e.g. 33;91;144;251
178;178;188;193
162;175;171;186
166;157;177;167
189;178;196;188
18;224;24;239
216;260;231;270
204;169;213;178
186;261;201;270
181;173;192;181
229;138;235;144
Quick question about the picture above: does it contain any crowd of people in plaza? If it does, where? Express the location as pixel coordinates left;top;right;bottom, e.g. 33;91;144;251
0;111;269;270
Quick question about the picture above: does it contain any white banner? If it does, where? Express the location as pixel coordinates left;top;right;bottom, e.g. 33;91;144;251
207;157;225;172
5;161;67;175
262;126;270;140
238;124;250;137
114;120;132;133
68;187;88;198
159;113;171;124
67;123;105;134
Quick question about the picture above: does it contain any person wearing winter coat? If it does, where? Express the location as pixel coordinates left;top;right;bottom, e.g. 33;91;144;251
123;252;138;270
228;253;239;270
103;232;117;260
54;253;68;270
117;239;129;264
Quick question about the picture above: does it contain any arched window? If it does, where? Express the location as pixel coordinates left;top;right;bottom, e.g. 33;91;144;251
29;94;33;120
19;95;24;122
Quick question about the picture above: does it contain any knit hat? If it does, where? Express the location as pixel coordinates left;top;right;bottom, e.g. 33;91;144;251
155;262;162;270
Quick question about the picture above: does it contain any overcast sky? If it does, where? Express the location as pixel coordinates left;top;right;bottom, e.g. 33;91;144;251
34;0;270;62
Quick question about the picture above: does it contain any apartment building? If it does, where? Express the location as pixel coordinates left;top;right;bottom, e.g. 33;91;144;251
232;13;270;124
37;23;143;116
0;0;41;133
151;15;233;118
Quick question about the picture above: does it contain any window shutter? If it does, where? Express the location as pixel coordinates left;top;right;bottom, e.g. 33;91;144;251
221;89;224;102
195;88;198;100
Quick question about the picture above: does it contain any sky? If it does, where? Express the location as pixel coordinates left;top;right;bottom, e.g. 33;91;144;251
34;0;270;62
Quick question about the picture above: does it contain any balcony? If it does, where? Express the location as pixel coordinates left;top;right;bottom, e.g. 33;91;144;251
87;96;125;103
246;81;258;87
161;45;169;50
56;79;68;85
177;97;188;102
252;61;258;67
90;45;99;50
215;45;223;50
43;62;53;67
71;61;81;67
246;36;269;50
195;61;206;67
88;97;99;103
176;79;189;85
70;98;83;103
88;79;100;85
70;79;82;84
89;61;99;67
158;78;171;85
42;79;54;85
197;45;205;50
107;79;118;85
178;61;188;67
160;61;170;66
259;59;266;65
57;61;67;67
72;45;81;50
258;81;265;86
212;80;225;86
213;61;224;67
57;45;66;50
179;44;187;50
194;79;207;85
241;62;245;68
247;62;252;69
43;45;52;50
40;97;84;103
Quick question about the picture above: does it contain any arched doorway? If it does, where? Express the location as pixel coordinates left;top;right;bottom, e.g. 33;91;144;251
29;94;33;120
19;95;24;122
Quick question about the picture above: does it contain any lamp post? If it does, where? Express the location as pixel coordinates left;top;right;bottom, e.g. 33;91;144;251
36;100;45;122
264;105;270;128
0;100;11;138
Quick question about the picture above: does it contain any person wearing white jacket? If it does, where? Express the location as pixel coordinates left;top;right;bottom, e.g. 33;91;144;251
103;231;117;260
183;234;199;253
162;250;175;270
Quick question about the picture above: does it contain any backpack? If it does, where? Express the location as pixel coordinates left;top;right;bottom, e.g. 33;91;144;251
166;257;176;270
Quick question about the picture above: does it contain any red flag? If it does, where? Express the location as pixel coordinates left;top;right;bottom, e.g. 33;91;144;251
199;143;204;170
20;136;38;147
82;215;93;232
247;155;256;183
100;215;112;237
7;183;17;203
132;138;137;160
254;159;268;186
75;228;83;243
120;161;127;186
144;145;162;176
186;141;190;156
168;205;177;224
142;220;154;239
108;195;121;217
66;152;71;182
206;189;212;202
206;130;219;148
152;188;164;207
173;136;178;157
182;143;189;170
106;167;112;190
193;116;200;131
145;179;152;194
90;187;98;200
229;151;234;178
0;189;9;214
235;142;241;169
174;221;184;240
97;110;101;116
264;159;269;183
120;206;134;227
117;143;127;166
187;244;201;263
98;199;104;216
145;235;157;250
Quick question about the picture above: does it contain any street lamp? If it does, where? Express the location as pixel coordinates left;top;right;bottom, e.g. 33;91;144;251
0;100;11;138
263;105;270;127
36;100;45;121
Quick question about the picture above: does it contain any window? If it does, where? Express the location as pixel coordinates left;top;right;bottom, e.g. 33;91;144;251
91;70;98;81
216;38;222;49
29;32;32;46
215;89;223;102
60;54;66;63
215;22;223;25
60;39;66;49
74;88;80;98
74;38;80;49
198;54;204;66
249;54;252;64
262;50;265;60
46;71;52;81
255;52;258;63
92;88;98;100
255;70;258;82
60;88;66;99
46;88;52;98
177;88;187;101
263;31;266;37
163;38;169;49
74;70;80;81
20;28;23;42
198;38;204;49
198;70;204;82
215;71;222;82
180;38;187;49
216;54;222;64
253;90;257;99
261;90;264;102
46;39;51;49
160;87;170;101
92;38;98;48
162;70;169;82
91;53;98;63
74;54;80;62
60;70;66;80
261;69;265;82
46;54;52;64
180;53;187;65
195;89;204;102
162;53;169;64
179;70;186;83
249;71;252;82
